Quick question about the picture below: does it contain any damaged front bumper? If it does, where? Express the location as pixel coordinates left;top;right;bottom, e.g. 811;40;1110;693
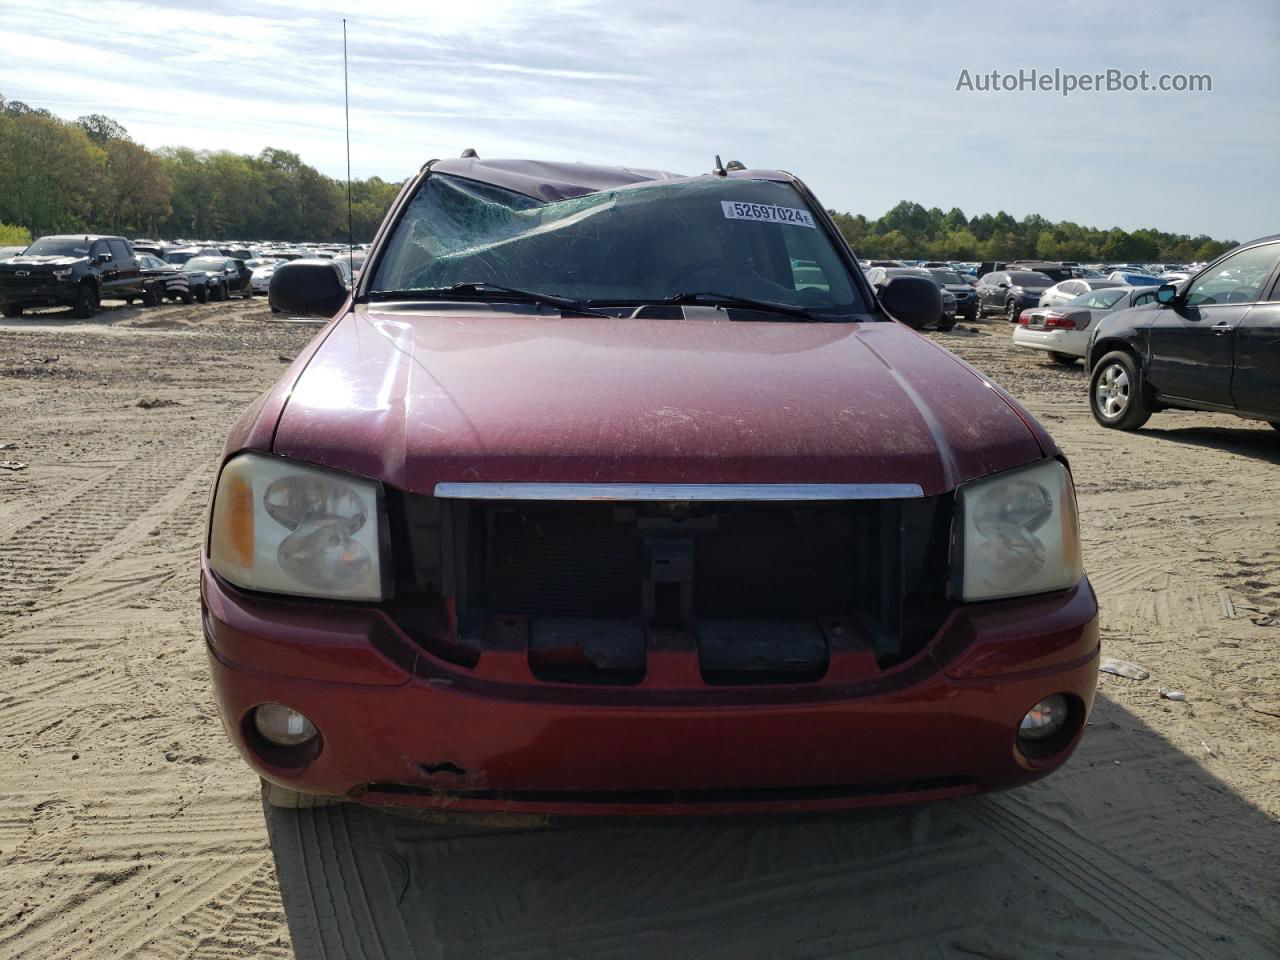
203;561;1099;817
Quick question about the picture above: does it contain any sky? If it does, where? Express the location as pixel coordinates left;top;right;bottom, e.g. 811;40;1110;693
1;0;1277;241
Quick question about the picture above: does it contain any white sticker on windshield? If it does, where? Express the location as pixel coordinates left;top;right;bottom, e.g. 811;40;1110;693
721;201;816;228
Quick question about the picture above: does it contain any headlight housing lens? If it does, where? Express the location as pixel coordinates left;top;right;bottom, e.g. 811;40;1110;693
953;459;1082;602
52;267;73;279
208;452;385;600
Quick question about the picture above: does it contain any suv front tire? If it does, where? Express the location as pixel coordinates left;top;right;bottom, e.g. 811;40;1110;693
1090;350;1152;430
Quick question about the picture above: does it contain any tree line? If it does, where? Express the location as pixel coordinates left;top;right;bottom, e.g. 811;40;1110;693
0;95;400;244
830;202;1234;264
0;94;1238;263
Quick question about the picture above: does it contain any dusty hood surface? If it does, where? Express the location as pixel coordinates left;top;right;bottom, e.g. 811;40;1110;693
0;256;87;269
271;309;1045;496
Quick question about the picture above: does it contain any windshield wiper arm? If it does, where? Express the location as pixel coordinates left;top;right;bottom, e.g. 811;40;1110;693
366;282;611;318
661;291;817;320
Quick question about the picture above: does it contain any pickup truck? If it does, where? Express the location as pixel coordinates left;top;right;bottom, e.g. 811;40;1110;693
0;234;149;318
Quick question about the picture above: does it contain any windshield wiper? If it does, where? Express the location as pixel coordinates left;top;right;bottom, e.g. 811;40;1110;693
661;291;818;320
365;282;611;318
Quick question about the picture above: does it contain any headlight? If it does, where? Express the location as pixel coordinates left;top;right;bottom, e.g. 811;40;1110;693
952;459;1082;602
208;452;386;600
52;268;73;279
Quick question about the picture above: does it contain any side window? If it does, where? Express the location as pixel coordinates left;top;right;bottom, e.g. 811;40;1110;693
108;239;131;262
1062;281;1081;295
90;240;109;261
1267;272;1280;303
1132;292;1155;306
1186;243;1280;306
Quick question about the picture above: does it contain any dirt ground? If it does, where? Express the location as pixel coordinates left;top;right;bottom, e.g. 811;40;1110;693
0;300;1276;959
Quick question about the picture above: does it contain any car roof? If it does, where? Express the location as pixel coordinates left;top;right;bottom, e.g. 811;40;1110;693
40;234;123;242
427;157;791;202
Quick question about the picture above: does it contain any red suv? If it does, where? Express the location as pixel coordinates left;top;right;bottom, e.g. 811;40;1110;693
203;157;1098;816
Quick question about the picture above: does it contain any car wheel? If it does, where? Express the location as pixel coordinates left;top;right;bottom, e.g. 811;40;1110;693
1006;300;1020;323
141;285;161;307
195;285;208;303
2;303;22;318
1049;352;1078;367
936;316;957;332
262;779;339;809
1090;350;1152;430
72;282;98;319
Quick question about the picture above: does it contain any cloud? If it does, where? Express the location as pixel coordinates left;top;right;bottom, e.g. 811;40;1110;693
2;0;1277;238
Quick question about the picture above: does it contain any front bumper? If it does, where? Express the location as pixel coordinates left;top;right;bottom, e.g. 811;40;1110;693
203;565;1099;817
0;279;77;308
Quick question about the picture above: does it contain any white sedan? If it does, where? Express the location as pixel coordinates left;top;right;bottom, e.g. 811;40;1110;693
1037;278;1124;308
1013;285;1159;365
247;259;285;294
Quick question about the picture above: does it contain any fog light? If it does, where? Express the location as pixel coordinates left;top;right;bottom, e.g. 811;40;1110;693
253;703;318;747
1018;695;1069;741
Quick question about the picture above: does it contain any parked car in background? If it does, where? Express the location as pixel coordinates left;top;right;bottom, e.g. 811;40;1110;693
1108;271;1162;286
1015;286;1158;365
867;259;907;268
183;256;252;301
165;246;221;266
0;234;146;317
1088;235;1280;431
976;270;1055;322
137;254;194;304
247;258;285;295
1038;278;1125;308
865;266;950;329
208;156;1094;816
1007;262;1075;284
926;268;978;322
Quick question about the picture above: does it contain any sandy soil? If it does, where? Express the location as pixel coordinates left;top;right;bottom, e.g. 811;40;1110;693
0;301;1276;959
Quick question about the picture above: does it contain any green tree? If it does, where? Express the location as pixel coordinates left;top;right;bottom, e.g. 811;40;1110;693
0;222;30;245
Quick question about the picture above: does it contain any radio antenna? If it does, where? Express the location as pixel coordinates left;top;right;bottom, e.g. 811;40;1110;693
343;19;353;268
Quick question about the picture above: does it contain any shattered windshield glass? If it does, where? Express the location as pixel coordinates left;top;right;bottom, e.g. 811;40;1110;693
369;174;865;313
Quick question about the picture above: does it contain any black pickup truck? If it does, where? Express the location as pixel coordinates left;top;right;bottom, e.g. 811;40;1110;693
0;234;149;317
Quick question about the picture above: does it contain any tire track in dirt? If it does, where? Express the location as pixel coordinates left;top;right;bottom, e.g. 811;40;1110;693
1;312;315;960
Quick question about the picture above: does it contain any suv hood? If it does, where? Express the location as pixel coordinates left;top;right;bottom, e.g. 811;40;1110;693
0;255;86;269
271;309;1046;497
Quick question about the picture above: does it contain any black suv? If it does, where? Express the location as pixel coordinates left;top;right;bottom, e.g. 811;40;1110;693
1088;234;1280;431
976;269;1055;322
0;235;147;318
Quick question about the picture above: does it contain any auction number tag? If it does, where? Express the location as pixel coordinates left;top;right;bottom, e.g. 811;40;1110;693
720;201;816;228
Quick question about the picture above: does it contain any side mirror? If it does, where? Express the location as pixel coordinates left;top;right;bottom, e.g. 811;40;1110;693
269;260;350;318
877;275;941;330
997;281;1009;289
96;253;112;264
1155;283;1179;305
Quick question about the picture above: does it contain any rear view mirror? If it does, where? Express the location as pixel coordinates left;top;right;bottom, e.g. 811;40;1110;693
269;260;350;318
1155;283;1179;305
877;275;941;330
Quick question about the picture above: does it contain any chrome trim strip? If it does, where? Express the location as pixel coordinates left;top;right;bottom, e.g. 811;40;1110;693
432;482;924;501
